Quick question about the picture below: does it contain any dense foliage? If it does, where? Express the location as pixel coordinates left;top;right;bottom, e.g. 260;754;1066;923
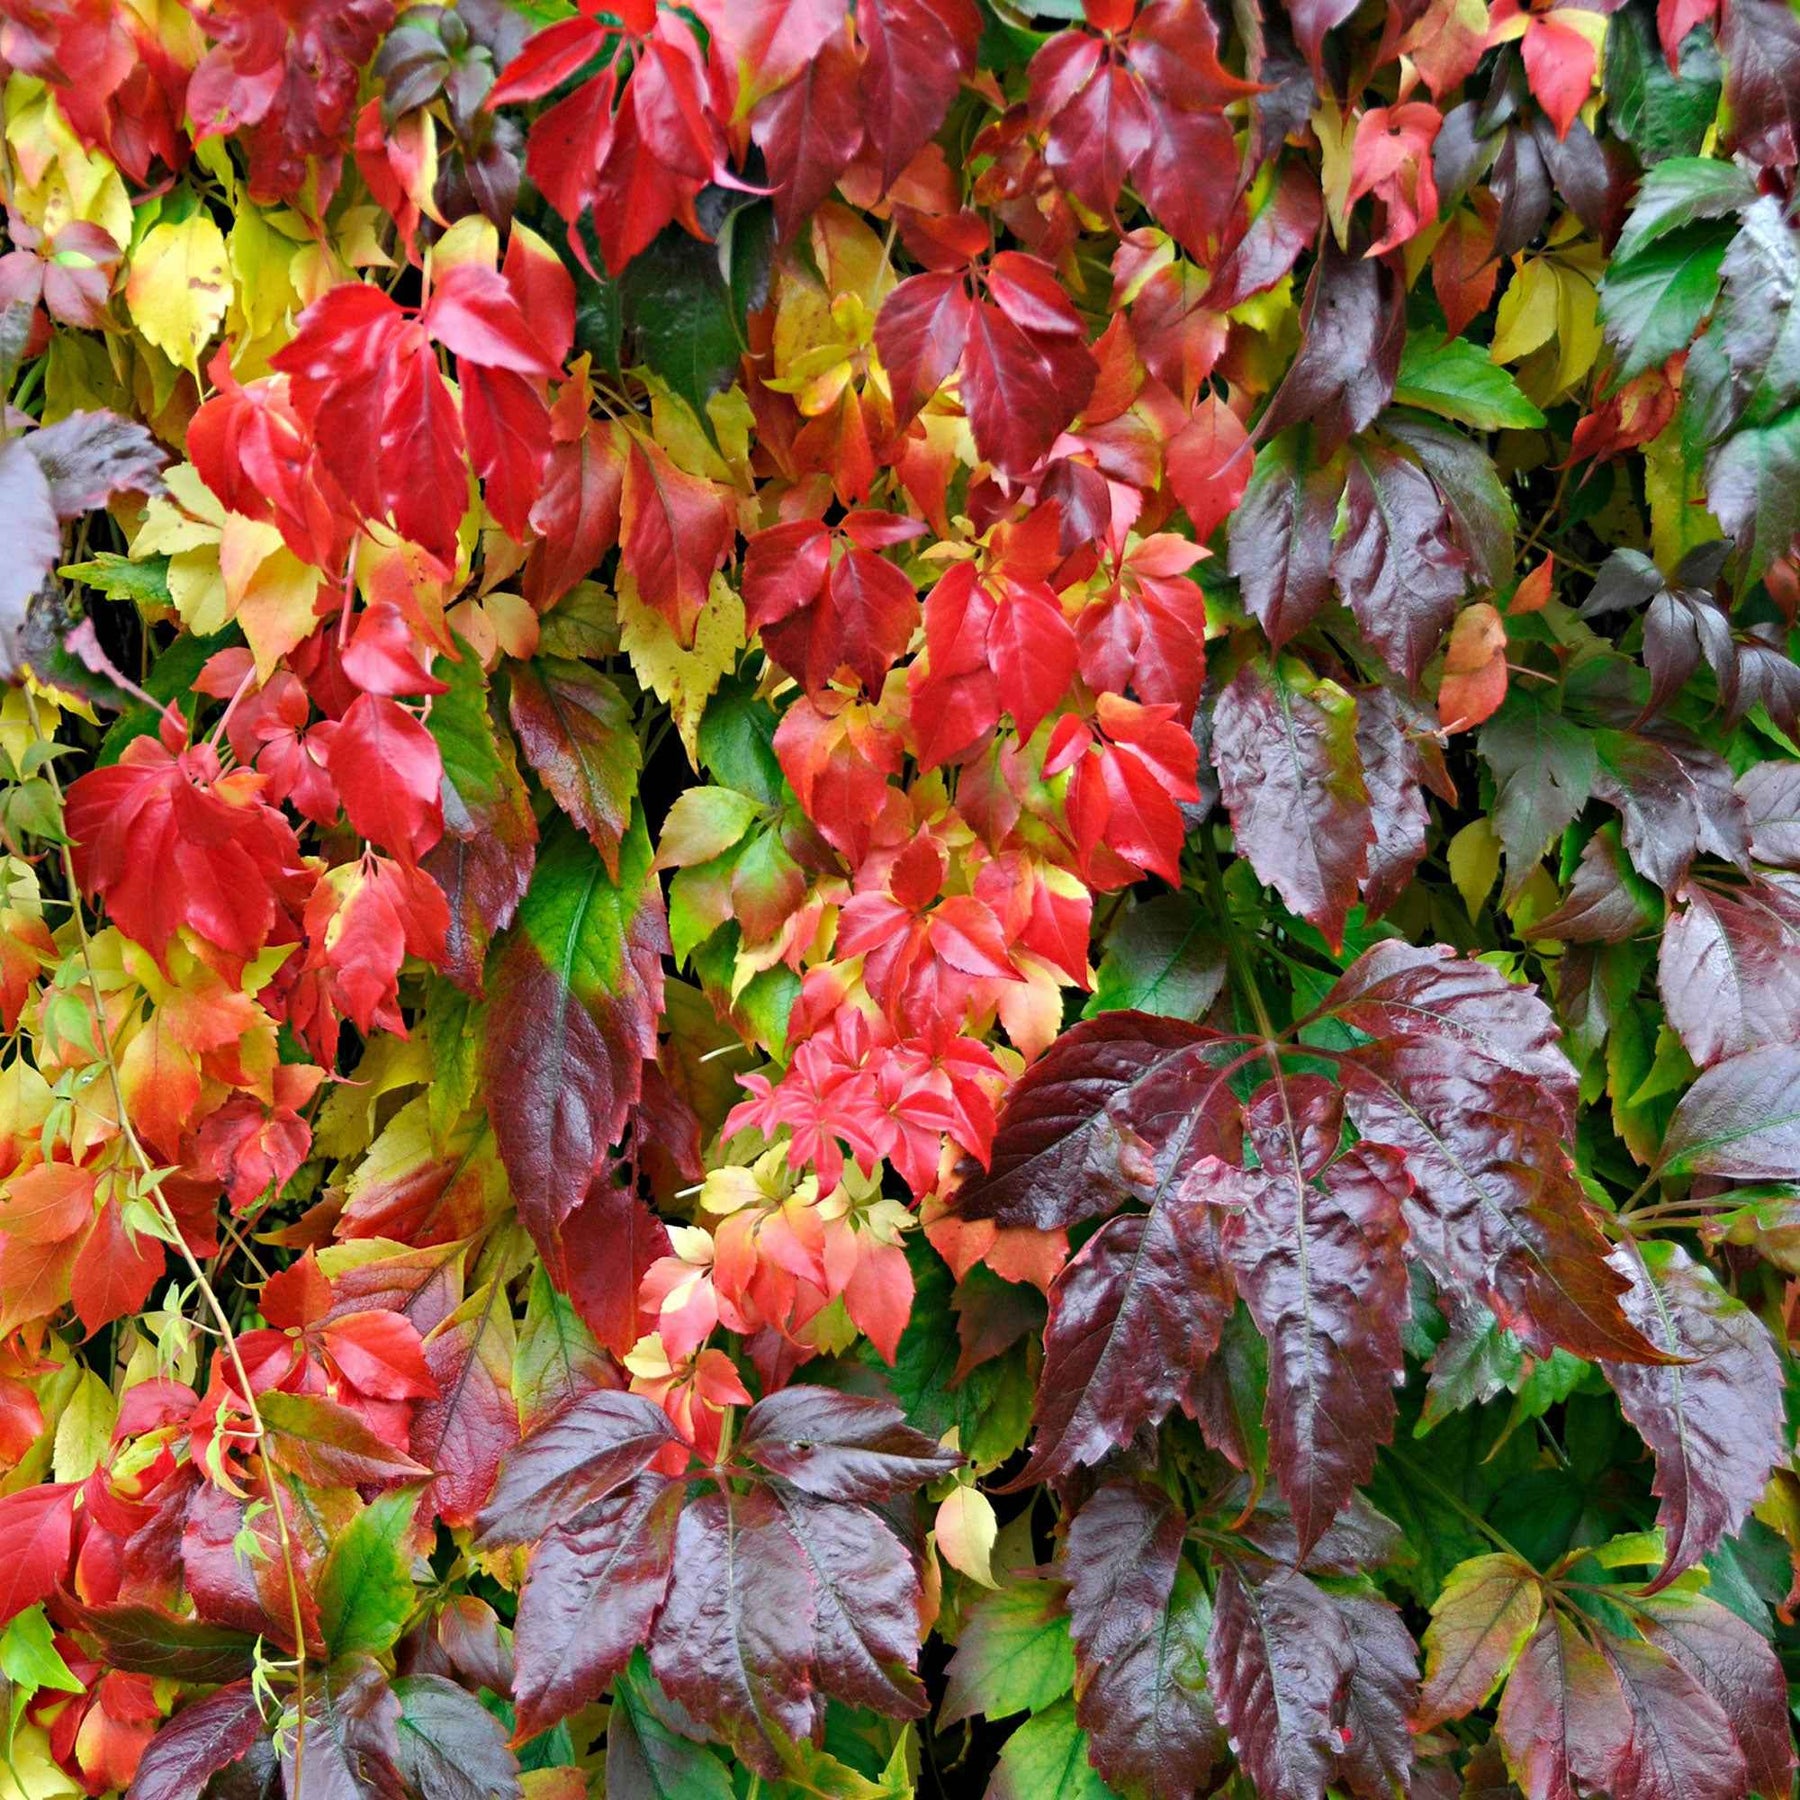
0;0;1798;1795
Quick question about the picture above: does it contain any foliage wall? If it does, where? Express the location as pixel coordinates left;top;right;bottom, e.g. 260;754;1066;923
0;0;1798;1795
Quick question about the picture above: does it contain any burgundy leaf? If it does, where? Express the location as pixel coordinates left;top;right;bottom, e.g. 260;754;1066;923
1226;432;1341;650
1066;1483;1224;1800
473;1389;679;1549
1211;658;1374;952
1600;1240;1786;1590
124;1682;265;1800
1222;1143;1409;1559
1494;1611;1632;1800
647;1487;820;1778
1658;879;1800;1067
512;1475;683;1736
775;1490;930;1717
1016;1159;1236;1484
738;1386;959;1502
1206;1561;1354;1800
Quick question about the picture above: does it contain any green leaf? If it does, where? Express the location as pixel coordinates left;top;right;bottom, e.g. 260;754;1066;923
60;551;172;607
1394;331;1547;429
1613;159;1754;264
1605;6;1724;164
606;1653;736;1800
941;1580;1075;1724
0;1607;81;1698
619;197;772;432
318;1489;418;1658
988;1698;1117;1799
1086;891;1227;1020
1600;225;1732;381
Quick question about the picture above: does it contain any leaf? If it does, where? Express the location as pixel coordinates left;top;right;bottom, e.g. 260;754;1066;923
1658;1042;1800;1177
1086;891;1226;1021
856;0;981;191
1226;432;1339;650
950;1011;1217;1229
512;1474;683;1736
332;692;445;865
1016;1158;1236;1483
1331;441;1468;681
1658;880;1800;1067
1414;1553;1543;1727
474;1388;679;1550
66;1602;259;1684
1394;330;1548;429
606;1654;737;1800
987;1698;1115;1800
507;657;640;879
1331;1590;1418;1800
774;1489;930;1718
125;214;231;373
280;1653;404;1800
258;1392;432;1488
1634;1590;1795;1797
1600;226;1730;381
391;1674;522;1800
410;1283;519;1530
737;1387;959;1501
0;439;64;686
1223;1142;1410;1557
941;1579;1074;1725
317;1490;417;1659
1494;1611;1632;1800
424;638;537;989
1259;239;1405;456
483;816;666;1264
1065;1483;1223;1800
1601;1631;1747;1800
1612;159;1754;265
1211;658;1373;951
1205;1562;1354;1800
126;1682;267;1800
1600;1240;1787;1588
646;1486;819;1778
1479;693;1599;897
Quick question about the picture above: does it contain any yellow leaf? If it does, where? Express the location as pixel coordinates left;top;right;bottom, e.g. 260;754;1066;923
1490;259;1558;365
126;212;232;375
1448;818;1501;921
1311;103;1356;248
51;1369;116;1483
226;204;301;371
0;1723;81;1800
1645;418;1722;571
218;515;324;678
617;569;744;766
936;1485;999;1587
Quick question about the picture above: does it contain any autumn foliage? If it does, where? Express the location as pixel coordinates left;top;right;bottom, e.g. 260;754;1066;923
1;0;1799;1795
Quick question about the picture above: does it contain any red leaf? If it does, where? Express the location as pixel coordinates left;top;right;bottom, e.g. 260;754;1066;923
329;693;445;864
856;0;980;191
423;262;562;378
71;1197;163;1336
0;1482;75;1625
620;439;735;644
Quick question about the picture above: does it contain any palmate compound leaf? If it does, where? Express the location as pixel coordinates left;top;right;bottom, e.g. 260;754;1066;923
1600;1240;1786;1589
1064;1482;1225;1800
482;813;666;1270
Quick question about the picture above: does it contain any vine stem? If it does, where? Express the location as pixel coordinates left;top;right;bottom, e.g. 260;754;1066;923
23;693;312;1782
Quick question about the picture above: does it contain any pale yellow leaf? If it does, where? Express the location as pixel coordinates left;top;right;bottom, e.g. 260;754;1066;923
126;212;231;374
1448;818;1501;921
51;1369;115;1483
936;1485;999;1588
618;569;744;766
